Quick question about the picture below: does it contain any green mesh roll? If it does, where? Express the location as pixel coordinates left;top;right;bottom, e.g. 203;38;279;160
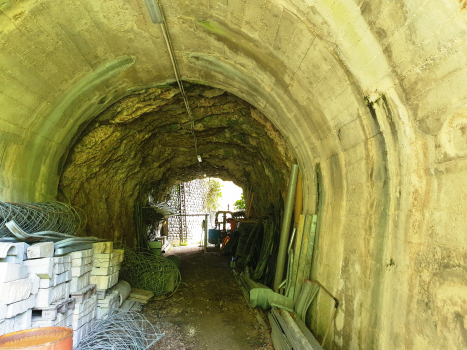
119;247;181;296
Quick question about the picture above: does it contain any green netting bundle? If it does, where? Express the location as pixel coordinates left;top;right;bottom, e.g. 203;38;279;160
119;248;181;296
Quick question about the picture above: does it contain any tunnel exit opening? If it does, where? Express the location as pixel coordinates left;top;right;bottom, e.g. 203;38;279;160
142;177;244;250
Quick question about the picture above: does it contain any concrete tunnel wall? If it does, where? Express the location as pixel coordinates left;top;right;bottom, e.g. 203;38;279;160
0;0;466;349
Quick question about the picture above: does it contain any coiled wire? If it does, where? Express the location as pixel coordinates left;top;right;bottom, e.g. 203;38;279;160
77;309;163;350
0;201;87;237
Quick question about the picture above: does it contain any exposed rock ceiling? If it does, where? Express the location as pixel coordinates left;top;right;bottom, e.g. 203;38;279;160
58;83;293;243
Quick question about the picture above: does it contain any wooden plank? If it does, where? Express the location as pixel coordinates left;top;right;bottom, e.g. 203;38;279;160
287;215;305;299
304;215;318;280
285;251;294;297
293;171;303;227
294;215;312;301
129;288;154;300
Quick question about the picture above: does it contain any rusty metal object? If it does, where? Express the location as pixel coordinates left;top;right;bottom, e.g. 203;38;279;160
0;327;73;349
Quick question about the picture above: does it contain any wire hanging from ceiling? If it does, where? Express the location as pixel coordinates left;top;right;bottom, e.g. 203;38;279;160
145;0;202;169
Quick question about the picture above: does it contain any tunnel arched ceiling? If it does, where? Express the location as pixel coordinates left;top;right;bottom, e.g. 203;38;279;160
1;0;467;349
58;83;294;242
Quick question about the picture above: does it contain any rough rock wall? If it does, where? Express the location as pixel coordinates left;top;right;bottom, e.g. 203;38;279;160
58;84;293;245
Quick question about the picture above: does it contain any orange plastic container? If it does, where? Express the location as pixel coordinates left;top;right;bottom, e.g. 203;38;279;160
0;327;73;349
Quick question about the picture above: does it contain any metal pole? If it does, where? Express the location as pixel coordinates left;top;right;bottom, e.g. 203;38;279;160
204;214;208;253
274;164;299;292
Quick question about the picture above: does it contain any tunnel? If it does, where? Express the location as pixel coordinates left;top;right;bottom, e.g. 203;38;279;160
0;0;466;349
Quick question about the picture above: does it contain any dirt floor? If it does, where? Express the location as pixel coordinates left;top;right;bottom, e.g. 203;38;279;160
143;245;273;350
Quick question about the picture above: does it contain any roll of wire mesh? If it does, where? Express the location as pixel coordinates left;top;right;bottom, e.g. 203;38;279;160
0;201;87;238
76;309;163;350
119;247;181;297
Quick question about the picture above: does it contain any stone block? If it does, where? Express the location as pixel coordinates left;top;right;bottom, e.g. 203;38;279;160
73;294;97;316
31;309;73;328
32;297;75;320
0;262;29;283
70;284;96;304
0;242;29;263
0;277;32;305
96;290;119;308
35;282;71;308
1;309;32;336
72;294;97;331
0;305;7;322
6;294;35;318
92;242;113;254
39;270;72;289
90;264;120;276
70;272;90;293
28;274;40;295
72;308;96;330
27;242;54;259
53;255;71;275
71;263;92;277
113;249;124;262
73;319;93;349
89;271;119;290
23;258;54;279
69;248;93;259
93;252;119;268
71;255;93;267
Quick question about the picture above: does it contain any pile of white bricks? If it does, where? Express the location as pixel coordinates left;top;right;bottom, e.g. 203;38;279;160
0;240;130;349
0;242;38;335
90;242;125;321
68;248;97;348
90;242;122;292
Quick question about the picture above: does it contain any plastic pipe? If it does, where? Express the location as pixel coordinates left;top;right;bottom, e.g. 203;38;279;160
113;280;131;306
274;164;299;292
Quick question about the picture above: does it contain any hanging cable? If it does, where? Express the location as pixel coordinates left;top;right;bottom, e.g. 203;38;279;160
144;0;202;168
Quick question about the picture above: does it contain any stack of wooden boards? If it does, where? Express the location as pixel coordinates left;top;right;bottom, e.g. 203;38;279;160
269;307;323;350
268;214;322;350
285;214;317;301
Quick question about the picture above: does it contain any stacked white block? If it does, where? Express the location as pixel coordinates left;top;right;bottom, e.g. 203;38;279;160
96;290;119;319
69;249;93;293
69;248;97;349
0;244;37;336
72;293;97;349
25;256;72;308
31;298;75;328
91;242;121;294
23;249;75;333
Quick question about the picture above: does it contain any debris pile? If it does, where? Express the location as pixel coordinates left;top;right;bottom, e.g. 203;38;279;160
0;200;164;349
231;166;337;350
